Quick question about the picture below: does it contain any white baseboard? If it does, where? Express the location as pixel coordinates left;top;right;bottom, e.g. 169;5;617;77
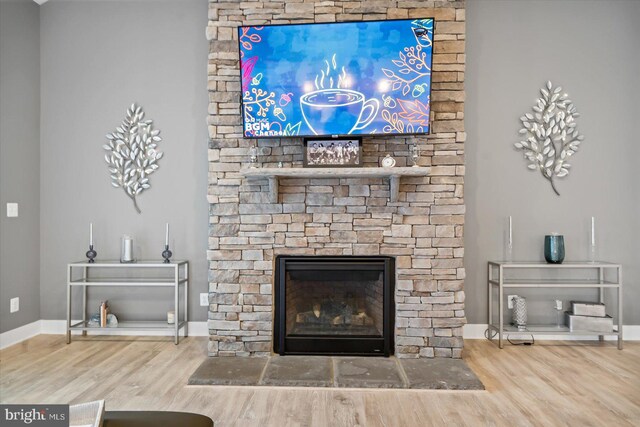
1;320;209;350
463;324;640;340
463;324;491;339
0;320;42;350
186;321;209;336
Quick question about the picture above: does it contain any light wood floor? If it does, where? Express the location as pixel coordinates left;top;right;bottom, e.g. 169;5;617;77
1;336;638;426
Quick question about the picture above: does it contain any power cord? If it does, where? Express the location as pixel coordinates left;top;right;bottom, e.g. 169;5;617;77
484;328;498;339
484;327;534;345
507;333;535;346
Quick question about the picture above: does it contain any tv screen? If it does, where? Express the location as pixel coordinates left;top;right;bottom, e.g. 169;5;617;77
238;18;434;138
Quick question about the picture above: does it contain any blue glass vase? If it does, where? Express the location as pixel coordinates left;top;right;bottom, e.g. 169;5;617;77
544;235;565;264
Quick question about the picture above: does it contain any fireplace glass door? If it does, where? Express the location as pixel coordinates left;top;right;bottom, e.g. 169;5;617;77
274;256;394;356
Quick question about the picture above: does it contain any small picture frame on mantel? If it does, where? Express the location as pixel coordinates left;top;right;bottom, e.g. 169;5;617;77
303;137;362;168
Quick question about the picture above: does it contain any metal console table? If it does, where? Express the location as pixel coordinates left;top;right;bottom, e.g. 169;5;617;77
67;260;189;344
488;262;622;349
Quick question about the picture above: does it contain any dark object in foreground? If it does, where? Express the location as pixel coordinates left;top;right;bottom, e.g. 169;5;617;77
104;411;213;427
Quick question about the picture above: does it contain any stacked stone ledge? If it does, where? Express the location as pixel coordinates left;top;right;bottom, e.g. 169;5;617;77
207;0;466;358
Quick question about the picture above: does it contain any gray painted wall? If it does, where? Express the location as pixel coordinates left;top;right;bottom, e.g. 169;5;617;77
39;0;209;322
3;0;638;332
465;0;640;324
0;0;41;333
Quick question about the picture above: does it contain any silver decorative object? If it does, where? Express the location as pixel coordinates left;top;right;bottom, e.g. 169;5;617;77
86;245;97;263
589;216;596;263
86;222;97;263
571;301;606;317
120;235;135;263
410;144;420;167
515;81;584;195
512;295;527;329
104;103;163;213
162;245;173;264
381;154;396;168
162;223;172;263
248;145;259;168
566;312;613;333
554;300;563;328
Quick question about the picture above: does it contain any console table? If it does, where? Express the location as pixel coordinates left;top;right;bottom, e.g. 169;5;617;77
66;260;189;344
488;262;622;349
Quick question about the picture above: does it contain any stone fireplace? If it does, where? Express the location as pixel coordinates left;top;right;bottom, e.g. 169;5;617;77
207;0;466;358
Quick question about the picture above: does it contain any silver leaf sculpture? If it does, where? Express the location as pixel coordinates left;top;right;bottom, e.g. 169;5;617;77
515;81;584;195
104;103;163;213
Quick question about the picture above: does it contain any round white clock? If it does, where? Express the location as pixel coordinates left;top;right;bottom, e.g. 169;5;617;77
381;154;396;168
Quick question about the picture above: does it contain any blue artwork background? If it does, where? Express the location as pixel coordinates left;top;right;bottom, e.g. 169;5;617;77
239;19;433;138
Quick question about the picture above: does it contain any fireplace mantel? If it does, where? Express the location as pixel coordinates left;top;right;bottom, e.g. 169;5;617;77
240;167;430;203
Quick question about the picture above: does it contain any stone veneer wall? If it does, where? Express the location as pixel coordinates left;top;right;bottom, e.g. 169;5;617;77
207;0;466;358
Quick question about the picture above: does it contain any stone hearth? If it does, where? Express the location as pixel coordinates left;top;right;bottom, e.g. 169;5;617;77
207;0;466;358
189;356;484;390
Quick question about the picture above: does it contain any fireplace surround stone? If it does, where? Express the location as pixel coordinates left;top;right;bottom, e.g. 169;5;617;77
207;0;466;358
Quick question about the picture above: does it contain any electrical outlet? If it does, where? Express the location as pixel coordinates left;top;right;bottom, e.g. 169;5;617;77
10;297;19;313
507;295;517;309
555;300;563;310
200;293;209;306
6;203;18;218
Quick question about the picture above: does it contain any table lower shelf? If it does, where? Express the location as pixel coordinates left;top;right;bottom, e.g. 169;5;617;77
69;320;186;331
490;324;620;335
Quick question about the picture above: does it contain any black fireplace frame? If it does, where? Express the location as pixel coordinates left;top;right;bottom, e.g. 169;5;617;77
274;255;395;356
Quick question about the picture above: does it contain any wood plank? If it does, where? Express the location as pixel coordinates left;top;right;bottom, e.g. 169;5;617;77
1;336;638;426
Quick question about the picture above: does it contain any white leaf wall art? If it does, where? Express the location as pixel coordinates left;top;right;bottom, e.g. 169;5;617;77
515;81;584;196
104;103;164;213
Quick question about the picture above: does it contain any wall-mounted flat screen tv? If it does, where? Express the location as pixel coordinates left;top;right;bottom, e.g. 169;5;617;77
238;18;434;138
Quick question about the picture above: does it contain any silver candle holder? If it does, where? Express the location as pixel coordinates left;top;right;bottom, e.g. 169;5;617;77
162;223;172;263
86;223;97;263
505;216;513;262
589;216;596;263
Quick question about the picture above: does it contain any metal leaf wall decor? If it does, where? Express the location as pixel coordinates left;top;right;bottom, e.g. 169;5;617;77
515;81;584;195
103;103;163;213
